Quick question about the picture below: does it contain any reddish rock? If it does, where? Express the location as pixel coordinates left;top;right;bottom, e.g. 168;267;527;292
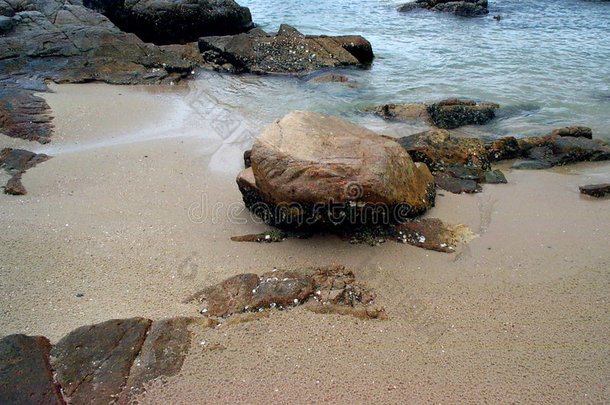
0;334;65;405
397;129;491;173
4;172;26;195
485;136;521;161
187;266;385;320
0;148;49;171
51;317;151;404
394;218;476;253
242;111;435;228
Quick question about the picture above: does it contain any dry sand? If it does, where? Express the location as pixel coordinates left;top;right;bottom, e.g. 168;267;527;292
0;83;608;403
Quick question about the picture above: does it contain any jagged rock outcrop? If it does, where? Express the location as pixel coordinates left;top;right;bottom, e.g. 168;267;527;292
1;148;49;195
398;0;489;17
237;111;435;229
199;24;374;74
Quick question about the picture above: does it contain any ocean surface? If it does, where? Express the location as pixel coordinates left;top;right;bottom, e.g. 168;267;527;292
185;0;609;155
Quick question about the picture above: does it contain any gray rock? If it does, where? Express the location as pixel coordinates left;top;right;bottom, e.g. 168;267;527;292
399;0;488;17
512;160;552;170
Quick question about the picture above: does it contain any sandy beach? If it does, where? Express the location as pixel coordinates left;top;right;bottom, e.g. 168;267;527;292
0;83;608;403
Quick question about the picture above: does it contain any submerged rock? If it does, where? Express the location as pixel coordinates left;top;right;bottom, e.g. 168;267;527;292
579;184;610;198
398;0;489;17
394;217;476;253
0;334;65;405
547;126;592;139
82;0;253;45
239;111;436;229
369;98;498;129
198;25;374;75
186;266;387;320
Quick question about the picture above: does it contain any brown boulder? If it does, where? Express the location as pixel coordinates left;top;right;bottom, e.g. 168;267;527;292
51;317;151;404
0;334;65;405
242;111;435;228
394;218;476;253
397;129;491;173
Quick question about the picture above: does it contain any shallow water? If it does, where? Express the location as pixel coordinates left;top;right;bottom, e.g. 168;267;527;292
187;0;610;147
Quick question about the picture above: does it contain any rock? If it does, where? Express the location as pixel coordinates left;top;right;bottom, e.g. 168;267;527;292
435;173;480;194
579;183;610;198
397;129;491;173
243;149;251;168
4;172;26;195
427;98;498;129
399;0;489;17
198;25;374;75
511;160;552;170
306;73;359;87
0;0;202;141
547;126;592;139
369;98;498;129
242;111;436;229
231;230;287;242
0;334;65;405
0;148;49;171
394;217;476;253
483;169;507;184
51;317;152;404
546;137;610;165
186;266;385;320
120;317;214;400
369;103;430;122
485;136;521;161
82;0;253;45
0;15;13;33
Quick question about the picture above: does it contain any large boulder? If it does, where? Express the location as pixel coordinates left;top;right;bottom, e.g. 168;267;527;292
81;0;253;45
199;24;374;74
238;111;435;229
399;0;489;17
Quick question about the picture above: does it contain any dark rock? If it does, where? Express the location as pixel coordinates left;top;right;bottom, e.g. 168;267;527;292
483;169;507;184
394;217;476;252
0;148;49;171
4;171;26;195
186;266;386;320
399;0;489;17
0;334;65;405
579;183;610;198
427;98;498;129
511;160;553;170
0;15;13;33
243;149;251;168
546;137;610;165
435;173;480;194
485;136;521;161
51;317;151;404
397;129;491;173
525;145;554;161
82;0;253;45
198;25;374;75
547;126;592;139
239;111;436;229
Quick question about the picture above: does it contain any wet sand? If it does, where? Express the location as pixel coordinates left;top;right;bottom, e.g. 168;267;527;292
0;84;608;403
